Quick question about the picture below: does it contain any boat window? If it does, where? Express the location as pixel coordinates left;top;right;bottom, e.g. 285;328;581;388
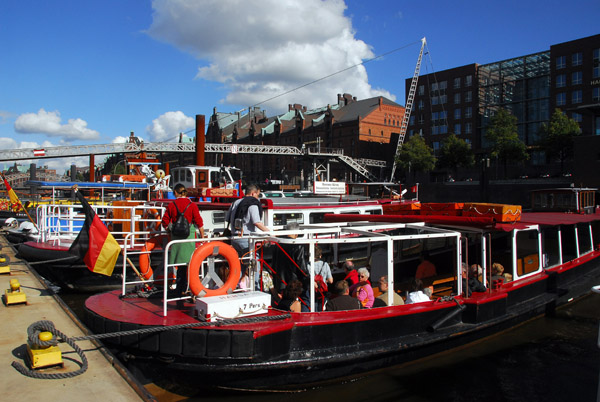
490;232;513;277
561;225;578;262
309;212;327;224
196;171;206;187
541;227;561;268
516;230;540;277
186;169;192;183
577;223;592;255
273;213;304;226
211;211;225;225
592;221;600;249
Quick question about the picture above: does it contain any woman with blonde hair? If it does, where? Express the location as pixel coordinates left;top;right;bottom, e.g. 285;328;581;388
350;267;375;308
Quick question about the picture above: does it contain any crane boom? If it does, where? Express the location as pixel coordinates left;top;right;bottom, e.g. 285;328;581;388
389;37;426;181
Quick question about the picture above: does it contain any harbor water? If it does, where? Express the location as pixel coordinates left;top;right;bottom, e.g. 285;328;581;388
62;291;600;402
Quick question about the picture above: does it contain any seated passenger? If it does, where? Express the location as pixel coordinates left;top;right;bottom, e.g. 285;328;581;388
406;278;431;304
277;279;303;313
491;263;505;285
461;263;486;296
350;267;375;308
416;252;437;280
342;260;359;287
376;275;404;306
325;280;362;311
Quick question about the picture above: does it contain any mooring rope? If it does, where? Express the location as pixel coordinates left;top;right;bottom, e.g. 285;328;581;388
25;256;80;265
12;313;291;379
71;312;291;341
11;320;88;380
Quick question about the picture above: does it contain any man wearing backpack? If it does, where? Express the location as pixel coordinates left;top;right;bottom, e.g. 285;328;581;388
225;184;269;289
161;184;204;297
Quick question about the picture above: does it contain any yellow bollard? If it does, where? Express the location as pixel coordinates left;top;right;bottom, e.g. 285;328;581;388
27;331;63;369
4;279;26;305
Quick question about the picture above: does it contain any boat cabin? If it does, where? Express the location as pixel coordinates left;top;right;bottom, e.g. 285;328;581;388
531;187;597;214
170;166;242;198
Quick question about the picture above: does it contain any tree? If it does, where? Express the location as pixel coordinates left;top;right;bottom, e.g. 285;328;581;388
539;108;581;173
437;134;475;178
485;108;528;178
396;135;436;181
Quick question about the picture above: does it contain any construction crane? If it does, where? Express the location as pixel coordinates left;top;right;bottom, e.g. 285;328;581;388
389;37;427;182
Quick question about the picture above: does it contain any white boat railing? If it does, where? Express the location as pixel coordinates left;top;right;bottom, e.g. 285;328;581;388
34;202;165;246
118;222;463;317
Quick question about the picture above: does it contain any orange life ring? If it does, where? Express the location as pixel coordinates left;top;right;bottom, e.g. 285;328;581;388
188;241;241;297
143;208;160;232
138;235;167;280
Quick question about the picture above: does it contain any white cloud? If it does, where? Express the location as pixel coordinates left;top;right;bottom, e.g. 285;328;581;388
146;111;194;142
14;108;100;141
111;136;129;144
147;0;395;112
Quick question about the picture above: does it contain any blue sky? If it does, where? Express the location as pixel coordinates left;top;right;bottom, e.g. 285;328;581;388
1;0;599;173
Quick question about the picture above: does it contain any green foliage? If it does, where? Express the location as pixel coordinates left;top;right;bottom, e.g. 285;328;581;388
437;134;475;173
539;108;580;171
485;109;528;177
396;135;436;177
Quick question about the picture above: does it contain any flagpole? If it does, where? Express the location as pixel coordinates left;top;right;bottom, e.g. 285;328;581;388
1;172;38;230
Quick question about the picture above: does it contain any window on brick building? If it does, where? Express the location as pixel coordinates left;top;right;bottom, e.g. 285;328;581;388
454;93;461;104
454;77;461;89
465;75;472;86
418;85;425;96
454;123;461;134
465;107;472;118
465;91;472;102
556;92;566;106
572;71;582;85
465;123;472;134
572;52;583;66
571;112;582;122
592;87;600;102
572;90;582;104
454;109;461;119
556;74;566;88
556;55;566;69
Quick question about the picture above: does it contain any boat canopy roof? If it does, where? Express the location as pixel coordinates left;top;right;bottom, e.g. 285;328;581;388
520;211;600;226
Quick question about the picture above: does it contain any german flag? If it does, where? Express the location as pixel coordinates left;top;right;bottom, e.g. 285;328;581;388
69;190;120;276
2;174;22;210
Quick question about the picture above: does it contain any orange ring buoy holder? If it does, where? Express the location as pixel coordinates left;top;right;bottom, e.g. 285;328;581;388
188;241;241;298
142;208;160;232
138;235;168;280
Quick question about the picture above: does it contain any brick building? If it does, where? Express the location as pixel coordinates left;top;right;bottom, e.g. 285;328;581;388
206;93;405;184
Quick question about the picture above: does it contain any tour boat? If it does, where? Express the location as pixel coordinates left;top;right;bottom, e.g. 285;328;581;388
82;188;600;390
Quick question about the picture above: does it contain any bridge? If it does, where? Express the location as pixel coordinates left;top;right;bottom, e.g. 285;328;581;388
0;142;385;181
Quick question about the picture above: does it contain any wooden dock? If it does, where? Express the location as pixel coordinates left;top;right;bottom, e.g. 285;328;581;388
0;235;155;401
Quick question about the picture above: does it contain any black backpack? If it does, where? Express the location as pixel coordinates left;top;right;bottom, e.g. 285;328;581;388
171;201;192;237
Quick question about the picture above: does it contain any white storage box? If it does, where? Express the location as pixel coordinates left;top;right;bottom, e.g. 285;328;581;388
195;291;271;322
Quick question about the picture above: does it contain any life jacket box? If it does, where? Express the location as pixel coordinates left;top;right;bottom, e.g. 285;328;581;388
462;203;522;222
195;291;271;322
420;202;464;216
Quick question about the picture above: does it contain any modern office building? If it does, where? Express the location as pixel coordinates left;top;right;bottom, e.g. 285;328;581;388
407;33;599;181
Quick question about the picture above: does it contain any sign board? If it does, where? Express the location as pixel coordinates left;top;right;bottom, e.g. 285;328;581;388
313;181;346;195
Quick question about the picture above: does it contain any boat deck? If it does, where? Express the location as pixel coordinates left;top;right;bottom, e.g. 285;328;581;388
86;289;291;329
0;235;154;401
